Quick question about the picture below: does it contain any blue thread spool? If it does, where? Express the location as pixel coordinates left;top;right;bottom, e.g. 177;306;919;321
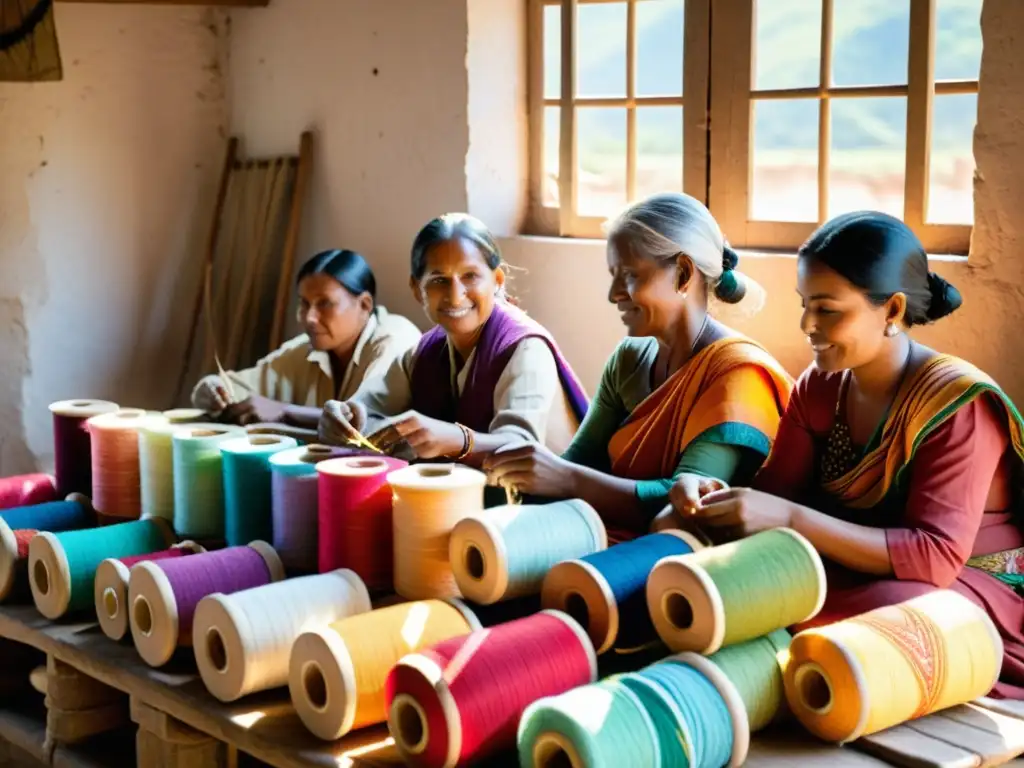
220;435;297;547
541;530;703;654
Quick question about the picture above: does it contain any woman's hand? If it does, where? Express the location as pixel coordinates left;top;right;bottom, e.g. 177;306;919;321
191;374;231;415
373;412;465;459
689;487;795;539
318;400;368;446
668;473;729;516
483;442;577;498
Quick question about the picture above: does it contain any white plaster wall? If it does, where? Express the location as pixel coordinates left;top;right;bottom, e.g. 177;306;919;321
227;0;471;330
0;4;229;474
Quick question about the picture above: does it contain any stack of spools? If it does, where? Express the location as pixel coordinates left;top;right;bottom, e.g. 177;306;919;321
517;528;829;766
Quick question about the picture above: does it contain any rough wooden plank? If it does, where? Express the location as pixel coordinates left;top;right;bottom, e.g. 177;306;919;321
747;726;894;766
904;705;1024;766
975;697;1024;721
857;722;979;768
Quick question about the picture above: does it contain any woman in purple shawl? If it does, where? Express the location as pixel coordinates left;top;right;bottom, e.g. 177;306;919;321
318;213;589;465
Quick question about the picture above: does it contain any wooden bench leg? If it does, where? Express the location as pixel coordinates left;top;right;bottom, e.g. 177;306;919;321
130;698;231;768
44;656;128;748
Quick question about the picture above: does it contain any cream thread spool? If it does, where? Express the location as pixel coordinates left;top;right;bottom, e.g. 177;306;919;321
646;527;826;654
449;499;608;605
193;568;372;702
163;408;206;424
129;541;285;668
137;415;178;523
289;598;480;741
389;464;487;600
94;541;205;641
541;529;704;654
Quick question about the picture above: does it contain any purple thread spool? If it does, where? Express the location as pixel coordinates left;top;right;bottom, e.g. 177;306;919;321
48;400;119;497
128;541;285;667
269;445;368;573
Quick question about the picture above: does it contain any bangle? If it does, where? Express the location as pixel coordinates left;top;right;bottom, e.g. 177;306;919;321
454;423;474;461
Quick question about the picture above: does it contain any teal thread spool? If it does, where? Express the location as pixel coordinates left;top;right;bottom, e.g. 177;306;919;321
647;527;825;654
28;517;174;619
621;659;739;768
673;628;792;735
449;499;607;604
172;424;244;540
0;493;94;601
220;435;297;547
518;676;660;768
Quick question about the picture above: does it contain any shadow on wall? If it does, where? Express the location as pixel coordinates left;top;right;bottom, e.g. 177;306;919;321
0;299;35;475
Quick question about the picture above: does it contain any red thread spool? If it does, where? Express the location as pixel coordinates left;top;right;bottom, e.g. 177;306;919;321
385;610;597;767
0;474;57;510
316;455;407;590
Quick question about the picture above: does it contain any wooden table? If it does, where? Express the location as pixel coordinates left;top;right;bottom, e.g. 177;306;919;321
0;601;1022;768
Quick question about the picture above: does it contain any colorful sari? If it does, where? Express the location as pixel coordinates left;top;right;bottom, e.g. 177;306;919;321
608;337;793;485
821;354;1024;589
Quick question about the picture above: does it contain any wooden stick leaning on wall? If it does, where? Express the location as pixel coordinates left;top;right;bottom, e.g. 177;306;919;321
173;138;237;408
269;131;314;352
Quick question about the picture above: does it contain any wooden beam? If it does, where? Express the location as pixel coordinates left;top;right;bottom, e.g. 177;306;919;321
57;1;269;7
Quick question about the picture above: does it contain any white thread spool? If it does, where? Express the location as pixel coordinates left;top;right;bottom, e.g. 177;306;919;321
193;568;371;702
388;464;487;600
128;540;285;668
93;541;205;641
171;423;244;540
449;500;607;605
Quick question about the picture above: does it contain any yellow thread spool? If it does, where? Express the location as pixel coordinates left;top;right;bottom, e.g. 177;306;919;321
784;589;1004;744
288;598;479;741
646;527;826;654
388;464;487;600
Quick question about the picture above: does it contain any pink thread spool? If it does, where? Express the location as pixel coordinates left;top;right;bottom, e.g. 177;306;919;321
128;541;284;667
317;455;407;590
94;541;205;641
0;474;57;510
88;409;154;523
386;611;597;767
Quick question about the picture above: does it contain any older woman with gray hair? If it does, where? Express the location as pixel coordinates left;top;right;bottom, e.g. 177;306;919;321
484;192;794;543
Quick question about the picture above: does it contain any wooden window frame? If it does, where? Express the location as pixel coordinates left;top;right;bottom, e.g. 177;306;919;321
526;0;710;239
529;0;978;254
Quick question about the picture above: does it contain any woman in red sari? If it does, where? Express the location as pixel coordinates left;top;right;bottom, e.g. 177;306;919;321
672;211;1024;699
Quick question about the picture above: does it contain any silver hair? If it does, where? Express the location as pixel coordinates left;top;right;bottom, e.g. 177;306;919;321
604;192;764;311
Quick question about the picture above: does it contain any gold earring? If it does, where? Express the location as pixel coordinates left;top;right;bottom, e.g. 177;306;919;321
885;323;898;337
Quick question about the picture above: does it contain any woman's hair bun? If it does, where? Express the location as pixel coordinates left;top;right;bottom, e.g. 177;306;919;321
926;272;963;321
722;243;739;272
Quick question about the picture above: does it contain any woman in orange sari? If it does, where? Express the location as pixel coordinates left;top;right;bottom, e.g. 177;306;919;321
484;193;793;543
675;211;1024;698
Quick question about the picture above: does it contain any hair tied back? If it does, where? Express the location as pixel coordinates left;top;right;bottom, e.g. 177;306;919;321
926;271;963;321
714;244;746;304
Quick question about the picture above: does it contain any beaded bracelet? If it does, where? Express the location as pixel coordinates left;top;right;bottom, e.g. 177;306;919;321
454;423;474;461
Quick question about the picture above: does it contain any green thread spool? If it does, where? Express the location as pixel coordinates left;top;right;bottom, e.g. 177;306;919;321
28;517;174;619
220;435;297;547
518;677;659;768
449;499;607;604
647;528;825;654
172;424;244;540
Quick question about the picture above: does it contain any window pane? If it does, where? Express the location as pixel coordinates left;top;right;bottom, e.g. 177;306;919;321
751;99;819;222
577;3;627;98
936;0;982;81
829;97;906;219
636;106;684;200
544;5;561;100
929;93;976;224
754;0;821;91
833;0;909;87
637;0;685;97
577;108;627;216
544;106;561;206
